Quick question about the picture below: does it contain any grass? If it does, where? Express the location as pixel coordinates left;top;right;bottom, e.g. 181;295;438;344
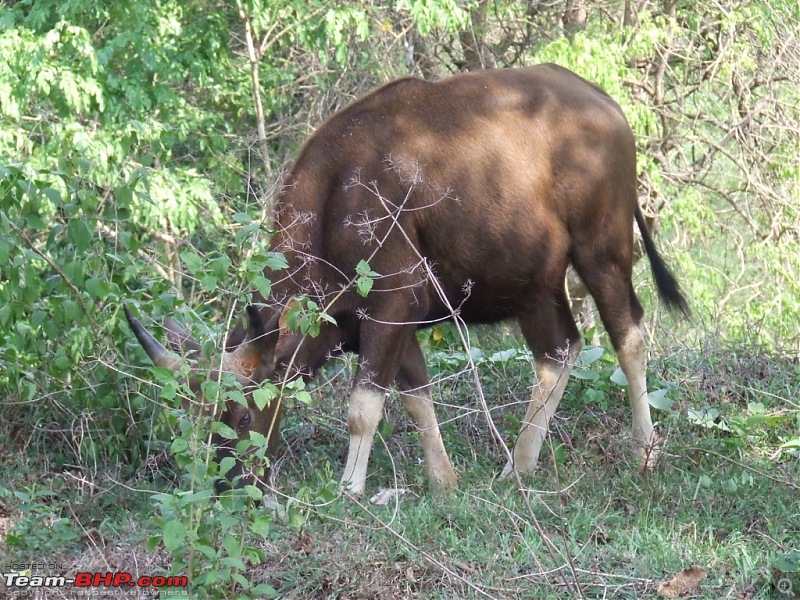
1;327;799;599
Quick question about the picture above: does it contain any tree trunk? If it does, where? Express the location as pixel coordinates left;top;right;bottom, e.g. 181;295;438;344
408;25;440;79
562;0;587;34
236;0;275;217
458;0;496;71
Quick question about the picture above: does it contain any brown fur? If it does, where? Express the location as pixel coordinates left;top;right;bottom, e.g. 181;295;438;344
131;64;687;492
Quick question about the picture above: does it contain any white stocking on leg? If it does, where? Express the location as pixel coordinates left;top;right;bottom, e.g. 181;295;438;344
400;388;457;491
500;353;576;479
341;386;386;494
617;325;659;469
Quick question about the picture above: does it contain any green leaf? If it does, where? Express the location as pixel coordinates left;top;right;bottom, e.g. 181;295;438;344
245;484;263;501
744;414;781;427
265;252;288;271
218;456;236;477
162;520;188;552
251;583;278;597
249;431;267;447
0;239;9;266
21;380;36;402
571;368;599;381
688;407;719;428
284;304;303;332
250;516;271;538
489;349;517;363
226;390;248;408
251;275;271;298
171;437;189;454
160;380;178;401
356;259;379;277
583;388;605;405
377;419;393;439
195;543;218;561
210;255;232;277
182;489;214;504
299;314;320;337
355;259;379;297
180;250;203;273
236;438;254;454
85;277;109;299
773;550;800;573
356;276;374;297
200;275;217;292
553;441;568;463
202;380;222;401
236;223;260;244
67;219;93;251
115;185;133;206
577;346;604;366
610;367;628;386
647;389;673;411
221;556;247;571
320;312;337;325
294;390;312;405
30;309;47;328
253;387;274;410
42;188;62;204
780;437;800;450
222;533;242;561
288;506;306;532
211;421;237;440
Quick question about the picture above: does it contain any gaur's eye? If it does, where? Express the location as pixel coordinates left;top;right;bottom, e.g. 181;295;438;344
239;411;252;429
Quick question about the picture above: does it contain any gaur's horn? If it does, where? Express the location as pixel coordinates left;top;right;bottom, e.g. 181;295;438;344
165;317;202;355
124;305;182;370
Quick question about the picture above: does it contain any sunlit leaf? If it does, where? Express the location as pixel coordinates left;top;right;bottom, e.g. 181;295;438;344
648;389;673;411
610;367;628;386
571;368;599;381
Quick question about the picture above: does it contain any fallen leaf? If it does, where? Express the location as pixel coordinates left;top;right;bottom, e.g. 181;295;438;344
452;559;476;573
657;566;707;597
405;566;417;583
735;588;755;600
369;487;409;506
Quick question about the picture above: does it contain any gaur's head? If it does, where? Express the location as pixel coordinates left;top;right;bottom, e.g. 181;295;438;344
124;304;301;492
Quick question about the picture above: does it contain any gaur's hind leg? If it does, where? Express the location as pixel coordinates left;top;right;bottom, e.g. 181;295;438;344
575;261;661;468
396;338;457;491
500;288;582;479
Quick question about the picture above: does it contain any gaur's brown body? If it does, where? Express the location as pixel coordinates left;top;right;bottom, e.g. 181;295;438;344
127;64;687;493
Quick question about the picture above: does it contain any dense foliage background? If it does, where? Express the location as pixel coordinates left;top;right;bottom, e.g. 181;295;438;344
1;1;798;598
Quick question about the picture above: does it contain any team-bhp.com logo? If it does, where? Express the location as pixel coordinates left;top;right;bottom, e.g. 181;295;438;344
2;566;187;595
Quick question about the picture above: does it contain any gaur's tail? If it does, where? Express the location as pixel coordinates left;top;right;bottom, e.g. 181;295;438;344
634;206;690;317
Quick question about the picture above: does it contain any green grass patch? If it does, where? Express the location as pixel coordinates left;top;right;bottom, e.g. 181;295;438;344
1;335;798;598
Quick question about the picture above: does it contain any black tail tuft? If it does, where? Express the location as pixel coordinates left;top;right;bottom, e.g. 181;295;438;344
634;206;690;317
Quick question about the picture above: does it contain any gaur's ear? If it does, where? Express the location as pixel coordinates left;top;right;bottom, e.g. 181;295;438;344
225;305;271;352
244;305;267;342
224;306;278;379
